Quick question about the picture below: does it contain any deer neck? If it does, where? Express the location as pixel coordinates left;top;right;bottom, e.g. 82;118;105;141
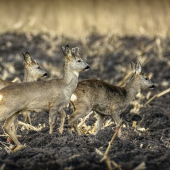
23;68;37;82
124;77;140;102
63;64;79;87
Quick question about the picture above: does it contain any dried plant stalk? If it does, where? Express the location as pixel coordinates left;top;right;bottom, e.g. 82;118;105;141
12;77;21;83
79;127;86;135
142;55;154;66
91;124;96;134
117;72;132;86
0;163;6;170
78;111;93;127
133;162;146;170
69;154;80;160
156;38;163;59
0;141;10;149
18;121;45;132
103;119;114;128
95;148;104;156
100;119;122;170
106;156;112;170
103;119;122;159
144;88;170;106
111;161;121;170
0;134;21;137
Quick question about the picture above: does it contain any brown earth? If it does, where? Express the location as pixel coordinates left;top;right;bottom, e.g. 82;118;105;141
0;33;170;170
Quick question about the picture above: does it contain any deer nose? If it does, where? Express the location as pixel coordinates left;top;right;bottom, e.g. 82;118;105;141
150;85;155;89
43;73;48;77
85;66;90;70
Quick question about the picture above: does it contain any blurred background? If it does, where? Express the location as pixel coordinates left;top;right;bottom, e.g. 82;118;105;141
0;0;170;38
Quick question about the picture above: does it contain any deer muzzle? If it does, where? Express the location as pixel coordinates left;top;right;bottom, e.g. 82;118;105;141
150;85;155;89
43;73;48;77
84;65;90;71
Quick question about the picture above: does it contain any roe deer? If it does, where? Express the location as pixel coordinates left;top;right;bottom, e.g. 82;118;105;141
0;45;89;151
68;62;155;137
21;52;48;125
0;52;48;125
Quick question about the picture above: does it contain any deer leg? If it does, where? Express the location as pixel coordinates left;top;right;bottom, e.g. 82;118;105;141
3;113;25;151
24;115;28;123
73;120;81;135
7;113;18;143
49;108;58;134
112;113;121;137
58;109;66;134
94;113;105;135
21;111;28;123
23;111;31;125
68;106;91;135
27;112;32;125
11;113;18;136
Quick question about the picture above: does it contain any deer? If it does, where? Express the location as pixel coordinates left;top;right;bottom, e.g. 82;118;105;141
0;52;48;125
0;45;90;152
68;62;155;137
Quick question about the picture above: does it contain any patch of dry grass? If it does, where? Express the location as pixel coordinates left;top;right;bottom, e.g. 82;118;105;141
0;0;170;38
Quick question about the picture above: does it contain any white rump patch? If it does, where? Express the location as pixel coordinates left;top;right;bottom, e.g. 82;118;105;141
0;94;3;101
73;71;79;77
71;94;77;101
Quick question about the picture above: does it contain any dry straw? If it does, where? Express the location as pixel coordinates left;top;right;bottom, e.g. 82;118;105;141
100;119;122;170
144;88;170;106
18;121;45;132
0;164;5;170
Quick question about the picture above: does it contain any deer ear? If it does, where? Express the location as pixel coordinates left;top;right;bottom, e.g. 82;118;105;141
71;48;75;55
135;62;142;74
23;52;34;65
131;62;136;73
61;45;70;56
75;47;79;55
61;46;65;54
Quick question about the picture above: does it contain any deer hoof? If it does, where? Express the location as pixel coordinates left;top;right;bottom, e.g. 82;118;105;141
58;127;63;134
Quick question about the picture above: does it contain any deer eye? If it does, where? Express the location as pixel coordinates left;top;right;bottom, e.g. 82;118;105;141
145;78;148;80
77;60;81;63
37;67;41;69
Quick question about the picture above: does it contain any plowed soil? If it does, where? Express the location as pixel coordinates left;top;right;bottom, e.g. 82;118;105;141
0;33;170;170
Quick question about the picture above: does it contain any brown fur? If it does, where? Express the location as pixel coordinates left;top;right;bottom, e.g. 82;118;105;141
68;62;155;136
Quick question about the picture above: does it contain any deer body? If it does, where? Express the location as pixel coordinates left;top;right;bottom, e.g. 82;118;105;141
68;62;155;136
0;79;75;116
0;79;14;89
0;77;21;89
0;45;89;151
0;52;47;125
21;53;48;124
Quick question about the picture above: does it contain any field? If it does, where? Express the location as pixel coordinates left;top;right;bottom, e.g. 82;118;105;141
0;0;170;37
0;33;170;170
